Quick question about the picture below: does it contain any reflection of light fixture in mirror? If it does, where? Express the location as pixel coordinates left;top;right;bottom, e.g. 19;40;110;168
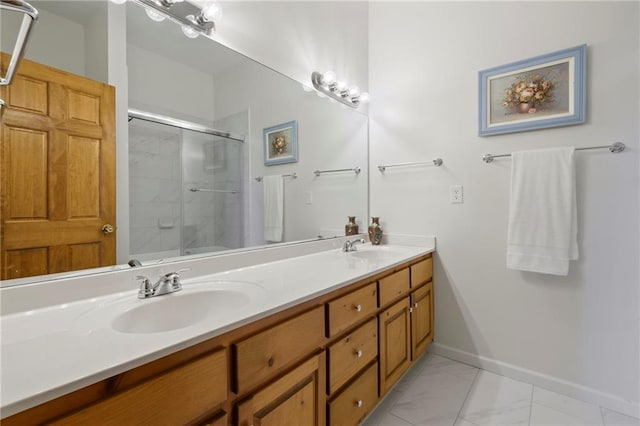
131;0;217;37
181;21;200;38
311;71;369;108
145;7;165;21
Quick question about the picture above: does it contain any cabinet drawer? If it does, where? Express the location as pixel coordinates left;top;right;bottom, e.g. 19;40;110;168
234;306;324;394
378;267;409;307
328;362;378;426
327;318;377;394
410;256;433;288
52;349;227;425
327;282;377;337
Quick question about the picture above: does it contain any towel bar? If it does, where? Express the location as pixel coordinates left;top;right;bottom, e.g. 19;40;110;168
482;142;625;163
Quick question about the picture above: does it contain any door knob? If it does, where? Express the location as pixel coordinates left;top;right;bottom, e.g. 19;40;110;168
101;224;114;234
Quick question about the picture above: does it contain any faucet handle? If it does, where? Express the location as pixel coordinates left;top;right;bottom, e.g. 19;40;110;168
134;275;153;298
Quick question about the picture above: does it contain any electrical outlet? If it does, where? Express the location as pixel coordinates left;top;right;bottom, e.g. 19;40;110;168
450;185;463;204
305;191;313;205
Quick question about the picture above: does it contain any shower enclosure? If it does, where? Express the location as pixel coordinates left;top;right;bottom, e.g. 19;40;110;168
128;110;244;260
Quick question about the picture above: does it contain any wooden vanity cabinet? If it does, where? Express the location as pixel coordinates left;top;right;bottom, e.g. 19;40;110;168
378;255;434;396
236;354;325;426
50;348;228;425
3;253;433;426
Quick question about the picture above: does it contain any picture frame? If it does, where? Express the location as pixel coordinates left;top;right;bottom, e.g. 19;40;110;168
263;120;298;166
478;44;586;136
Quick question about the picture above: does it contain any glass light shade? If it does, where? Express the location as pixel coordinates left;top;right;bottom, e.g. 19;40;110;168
181;23;200;38
359;92;370;104
202;2;222;22
348;86;361;98
322;71;336;86
145;8;166;22
336;81;348;92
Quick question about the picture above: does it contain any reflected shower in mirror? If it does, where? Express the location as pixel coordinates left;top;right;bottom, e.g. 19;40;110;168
0;0;368;285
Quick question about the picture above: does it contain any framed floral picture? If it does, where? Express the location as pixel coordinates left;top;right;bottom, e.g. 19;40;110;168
263;121;298;166
478;44;586;136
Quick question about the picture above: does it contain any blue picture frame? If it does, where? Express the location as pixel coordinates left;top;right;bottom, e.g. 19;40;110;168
479;44;586;136
263;120;298;166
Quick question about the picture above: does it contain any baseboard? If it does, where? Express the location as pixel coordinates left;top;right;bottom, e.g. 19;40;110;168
429;342;640;419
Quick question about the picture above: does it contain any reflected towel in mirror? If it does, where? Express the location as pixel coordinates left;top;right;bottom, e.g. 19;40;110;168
263;175;284;242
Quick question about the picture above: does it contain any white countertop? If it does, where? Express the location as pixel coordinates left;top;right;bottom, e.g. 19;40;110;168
0;240;434;418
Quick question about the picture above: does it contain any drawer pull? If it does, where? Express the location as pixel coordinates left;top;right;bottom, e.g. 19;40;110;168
414;302;418;308
353;304;362;312
355;400;363;408
355;349;363;358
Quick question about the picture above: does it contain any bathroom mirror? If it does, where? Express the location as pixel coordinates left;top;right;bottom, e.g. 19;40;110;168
0;0;368;285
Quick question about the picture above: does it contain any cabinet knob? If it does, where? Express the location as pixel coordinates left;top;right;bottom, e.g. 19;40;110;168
414;302;418;308
355;400;363;408
355;349;363;358
353;304;362;312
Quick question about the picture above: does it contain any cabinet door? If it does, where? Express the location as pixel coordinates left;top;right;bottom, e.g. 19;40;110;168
237;355;324;426
411;282;433;360
378;298;411;395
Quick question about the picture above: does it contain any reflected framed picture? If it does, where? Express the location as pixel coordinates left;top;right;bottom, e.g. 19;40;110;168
263;120;298;166
479;44;586;136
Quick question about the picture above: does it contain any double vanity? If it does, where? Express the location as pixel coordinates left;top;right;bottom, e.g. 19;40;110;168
0;237;435;425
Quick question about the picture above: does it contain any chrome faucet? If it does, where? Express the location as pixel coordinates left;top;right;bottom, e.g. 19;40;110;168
135;269;190;299
343;238;366;252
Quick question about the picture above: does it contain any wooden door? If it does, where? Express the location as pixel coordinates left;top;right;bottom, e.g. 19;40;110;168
411;282;433;361
378;298;411;396
0;54;116;280
237;355;325;426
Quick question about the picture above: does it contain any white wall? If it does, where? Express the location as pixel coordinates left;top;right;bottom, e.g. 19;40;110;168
370;1;639;414
207;1;368;91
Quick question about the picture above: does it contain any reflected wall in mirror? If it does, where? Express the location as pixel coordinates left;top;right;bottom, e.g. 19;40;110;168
0;0;368;285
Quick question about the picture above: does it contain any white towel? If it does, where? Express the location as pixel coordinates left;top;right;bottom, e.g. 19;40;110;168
263;175;284;242
507;147;578;276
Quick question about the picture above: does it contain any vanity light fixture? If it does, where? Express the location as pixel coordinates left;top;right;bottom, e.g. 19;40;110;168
311;71;369;108
129;0;218;38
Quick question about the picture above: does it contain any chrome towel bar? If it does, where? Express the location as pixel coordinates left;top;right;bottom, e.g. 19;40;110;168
378;158;443;172
313;167;361;176
255;173;297;182
189;188;239;194
482;142;625;163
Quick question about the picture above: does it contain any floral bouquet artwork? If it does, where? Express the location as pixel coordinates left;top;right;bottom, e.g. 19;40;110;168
502;73;554;115
479;45;586;136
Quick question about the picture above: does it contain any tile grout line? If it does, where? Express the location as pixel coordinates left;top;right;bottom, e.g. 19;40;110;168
528;385;534;425
454;367;481;424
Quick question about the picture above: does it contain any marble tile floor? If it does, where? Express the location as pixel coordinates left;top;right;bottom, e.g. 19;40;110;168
362;353;639;426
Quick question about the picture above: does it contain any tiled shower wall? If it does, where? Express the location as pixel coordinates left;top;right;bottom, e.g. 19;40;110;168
128;120;182;259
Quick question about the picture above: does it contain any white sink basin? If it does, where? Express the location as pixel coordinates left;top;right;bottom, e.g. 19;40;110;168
347;250;390;261
111;289;249;334
74;280;266;335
